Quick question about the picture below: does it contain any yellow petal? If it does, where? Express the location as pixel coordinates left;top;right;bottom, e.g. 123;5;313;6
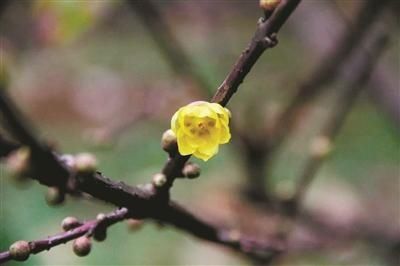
193;149;214;161
171;109;181;134
177;132;196;155
197;142;219;157
219;124;231;144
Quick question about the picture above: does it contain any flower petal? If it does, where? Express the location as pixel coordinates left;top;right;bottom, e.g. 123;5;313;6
177;132;196;155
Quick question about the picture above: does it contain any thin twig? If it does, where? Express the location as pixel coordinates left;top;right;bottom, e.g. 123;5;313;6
156;0;301;197
0;92;283;262
0;0;301;262
0;208;129;264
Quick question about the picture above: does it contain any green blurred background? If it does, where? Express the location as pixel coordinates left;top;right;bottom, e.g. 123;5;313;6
0;0;399;265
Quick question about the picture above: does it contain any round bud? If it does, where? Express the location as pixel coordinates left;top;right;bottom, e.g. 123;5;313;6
72;236;91;257
45;187;65;206
61;216;80;231
161;129;177;153
259;0;281;11
126;219;143;231
9;240;30;261
96;213;106;221
5;147;30;177
152;173;167;187
227;229;241;242
182;163;201;179
74;153;97;173
59;154;76;169
310;136;332;159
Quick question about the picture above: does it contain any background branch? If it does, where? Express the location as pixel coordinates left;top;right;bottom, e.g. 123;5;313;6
241;0;389;202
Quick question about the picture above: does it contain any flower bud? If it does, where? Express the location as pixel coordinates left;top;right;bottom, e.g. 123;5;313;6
59;154;76;169
61;216;81;231
152;173;167;187
9;240;30;261
72;236;91;257
74;153;97;173
5;147;30;177
259;0;281;11
310;136;332;159
45;187;65;206
96;213;106;221
126;219;143;231
182;163;201;179
161;129;177;153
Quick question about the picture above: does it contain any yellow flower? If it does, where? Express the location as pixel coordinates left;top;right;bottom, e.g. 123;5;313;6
171;101;231;161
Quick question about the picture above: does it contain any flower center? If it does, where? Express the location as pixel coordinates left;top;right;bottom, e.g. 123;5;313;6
184;117;215;137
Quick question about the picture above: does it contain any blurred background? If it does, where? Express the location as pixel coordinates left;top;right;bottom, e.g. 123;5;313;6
0;0;399;265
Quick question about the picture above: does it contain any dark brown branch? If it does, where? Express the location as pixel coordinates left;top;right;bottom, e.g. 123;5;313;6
0;208;129;264
0;90;70;189
155;0;301;197
0;92;282;261
212;0;301;106
158;201;285;263
0;1;302;262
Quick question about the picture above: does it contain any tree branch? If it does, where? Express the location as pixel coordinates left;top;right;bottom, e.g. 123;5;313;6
0;208;129;264
156;0;301;197
0;0;302;262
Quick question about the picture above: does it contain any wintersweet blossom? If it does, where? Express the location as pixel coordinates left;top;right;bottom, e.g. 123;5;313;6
171;101;231;161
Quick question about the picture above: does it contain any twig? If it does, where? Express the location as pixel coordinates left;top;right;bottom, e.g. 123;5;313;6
0;92;283;262
0;208;129;264
156;0;301;197
0;90;70;189
212;0;301;106
0;0;301;262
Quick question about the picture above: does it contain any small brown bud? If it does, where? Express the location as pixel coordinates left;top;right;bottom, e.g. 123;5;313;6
152;173;167;187
61;217;80;231
45;187;65;206
182;163;201;179
161;129;177;153
72;236;91;257
310;136;332;159
259;0;281;11
9;240;30;261
74;153;97;173
126;219;143;231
